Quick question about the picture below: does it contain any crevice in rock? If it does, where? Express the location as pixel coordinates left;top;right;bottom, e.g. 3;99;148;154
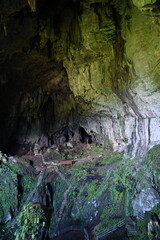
148;118;151;146
17;174;23;209
79;127;92;144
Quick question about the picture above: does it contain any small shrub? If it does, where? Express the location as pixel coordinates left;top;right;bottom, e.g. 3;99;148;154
15;202;46;240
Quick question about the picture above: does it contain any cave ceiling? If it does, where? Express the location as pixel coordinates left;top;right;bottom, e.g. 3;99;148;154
0;0;160;156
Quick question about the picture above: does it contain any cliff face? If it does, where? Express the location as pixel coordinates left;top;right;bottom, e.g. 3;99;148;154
0;0;160;157
52;0;160;158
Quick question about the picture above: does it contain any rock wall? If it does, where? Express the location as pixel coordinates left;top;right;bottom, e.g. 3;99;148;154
47;0;160;157
0;1;76;153
0;0;160;157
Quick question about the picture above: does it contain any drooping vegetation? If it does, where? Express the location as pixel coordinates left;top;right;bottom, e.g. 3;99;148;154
0;143;160;239
0;159;35;222
15;202;46;240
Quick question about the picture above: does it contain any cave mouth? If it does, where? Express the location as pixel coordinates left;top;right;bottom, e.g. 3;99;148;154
79;127;92;144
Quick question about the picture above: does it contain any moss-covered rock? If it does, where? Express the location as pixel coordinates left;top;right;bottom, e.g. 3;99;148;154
0;157;36;224
50;149;135;232
49;144;160;239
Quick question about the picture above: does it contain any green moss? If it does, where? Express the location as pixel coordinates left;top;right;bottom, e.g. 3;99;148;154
136;168;145;182
50;176;68;231
145;144;160;172
69;161;93;182
122;137;128;143
51;151;138;232
0;162;19;221
89;144;107;155
21;175;36;205
0;161;36;223
101;153;123;165
80;179;104;201
104;157;136;219
130;235;144;240
94;206;123;234
151;204;160;215
131;218;145;240
111;158;135;192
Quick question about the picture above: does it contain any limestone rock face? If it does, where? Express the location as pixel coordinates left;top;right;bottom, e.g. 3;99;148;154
132;187;160;216
0;0;160;157
132;0;157;9
50;0;160;157
132;0;160;17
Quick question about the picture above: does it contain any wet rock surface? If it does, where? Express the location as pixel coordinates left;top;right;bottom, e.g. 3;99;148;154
133;187;160;216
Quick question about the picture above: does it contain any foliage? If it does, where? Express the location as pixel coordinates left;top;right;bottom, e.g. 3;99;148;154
51;149;137;233
15;202;46;240
74;179;102;202
151;204;160;216
0;162;19;222
84;180;99;200
94;156;136;234
89;144;110;155
94;206;122;234
145;144;160;172
69;162;93;182
62;152;127;226
111;157;136;190
21;174;36;205
50;175;68;232
101;153;123;165
130;235;144;240
138;145;160;193
130;218;145;240
0;160;36;223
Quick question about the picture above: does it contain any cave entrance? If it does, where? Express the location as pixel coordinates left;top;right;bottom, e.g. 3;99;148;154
79;127;92;144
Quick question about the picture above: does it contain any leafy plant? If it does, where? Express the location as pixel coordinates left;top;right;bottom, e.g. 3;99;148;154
0;162;19;222
0;160;36;223
94;206;122;234
15;202;46;240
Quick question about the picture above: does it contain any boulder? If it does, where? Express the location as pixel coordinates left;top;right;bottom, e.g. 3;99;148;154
132;187;160;216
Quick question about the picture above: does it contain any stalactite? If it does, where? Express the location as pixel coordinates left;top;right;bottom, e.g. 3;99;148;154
27;0;36;12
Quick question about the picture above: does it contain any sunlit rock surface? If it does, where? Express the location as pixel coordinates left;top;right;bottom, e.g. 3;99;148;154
0;0;160;157
52;0;160;157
